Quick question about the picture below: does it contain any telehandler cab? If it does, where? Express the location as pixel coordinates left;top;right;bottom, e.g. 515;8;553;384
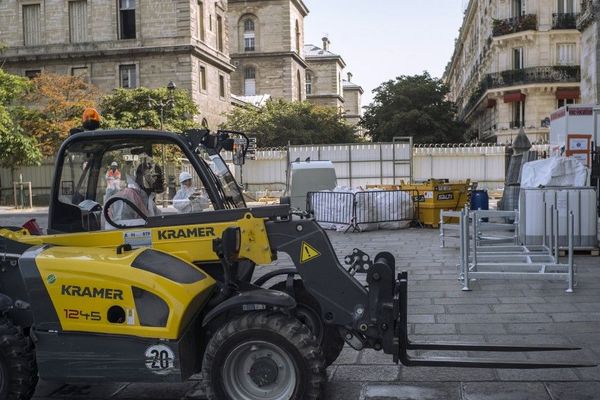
0;122;594;400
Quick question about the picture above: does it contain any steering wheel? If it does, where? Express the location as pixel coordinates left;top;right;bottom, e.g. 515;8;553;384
103;196;148;229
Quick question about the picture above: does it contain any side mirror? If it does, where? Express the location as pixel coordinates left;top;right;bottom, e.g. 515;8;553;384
213;226;241;264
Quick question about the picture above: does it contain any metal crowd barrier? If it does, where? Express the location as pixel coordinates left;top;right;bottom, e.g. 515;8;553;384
458;205;575;292
307;190;418;232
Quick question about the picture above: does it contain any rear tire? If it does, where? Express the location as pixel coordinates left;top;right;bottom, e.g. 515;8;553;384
202;312;325;400
270;280;344;367
0;318;38;400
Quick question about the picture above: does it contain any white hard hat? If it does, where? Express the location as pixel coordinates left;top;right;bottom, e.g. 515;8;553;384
179;171;193;183
111;161;118;167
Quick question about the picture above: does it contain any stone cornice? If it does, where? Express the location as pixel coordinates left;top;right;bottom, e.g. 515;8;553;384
305;55;347;69
228;0;309;16
308;94;345;103
2;42;235;71
230;51;308;68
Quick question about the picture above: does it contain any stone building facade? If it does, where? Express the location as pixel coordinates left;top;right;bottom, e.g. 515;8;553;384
228;0;309;101
445;0;582;143
578;0;600;103
0;0;234;129
343;73;365;136
304;38;346;110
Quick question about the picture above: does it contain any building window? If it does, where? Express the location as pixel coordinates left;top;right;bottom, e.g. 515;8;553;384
558;98;576;108
201;118;209;129
512;101;525;128
216;15;224;52
306;72;312;95
244;66;256;96
557;43;576;65
295;20;301;53
512;0;525;17
69;1;87;43
197;1;205;41
243;18;255;52
71;66;89;82
24;69;41;79
199;65;207;92
219;74;225;98
119;64;137;88
23;4;42;46
513;47;524;69
119;0;136;40
296;70;302;101
557;0;575;13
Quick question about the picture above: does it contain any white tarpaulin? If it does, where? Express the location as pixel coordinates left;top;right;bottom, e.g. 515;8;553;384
521;157;589;188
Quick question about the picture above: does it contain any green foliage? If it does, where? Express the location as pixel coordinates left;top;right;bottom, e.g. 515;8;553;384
0;69;41;169
224;99;356;147
100;87;200;132
361;72;467;143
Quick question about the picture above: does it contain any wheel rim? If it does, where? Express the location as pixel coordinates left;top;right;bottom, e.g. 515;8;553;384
295;305;323;343
222;340;298;400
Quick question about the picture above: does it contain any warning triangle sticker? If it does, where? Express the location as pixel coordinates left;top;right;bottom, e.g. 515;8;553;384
300;241;321;264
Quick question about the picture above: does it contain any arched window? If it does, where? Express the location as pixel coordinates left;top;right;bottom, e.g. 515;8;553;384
296;70;302;101
244;66;256;96
243;18;255;52
305;72;312;95
295;20;301;53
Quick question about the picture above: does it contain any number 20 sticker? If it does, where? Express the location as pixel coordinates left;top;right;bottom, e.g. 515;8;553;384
145;344;175;375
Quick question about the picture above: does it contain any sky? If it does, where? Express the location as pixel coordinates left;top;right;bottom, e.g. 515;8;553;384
303;0;467;107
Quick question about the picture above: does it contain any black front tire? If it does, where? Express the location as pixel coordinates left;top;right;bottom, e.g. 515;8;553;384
270;280;345;367
0;318;38;400
202;312;325;400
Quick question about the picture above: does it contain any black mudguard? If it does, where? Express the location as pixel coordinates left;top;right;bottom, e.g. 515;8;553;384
202;288;296;327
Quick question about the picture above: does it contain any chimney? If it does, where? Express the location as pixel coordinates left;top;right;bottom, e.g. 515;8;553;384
322;36;330;51
347;72;353;82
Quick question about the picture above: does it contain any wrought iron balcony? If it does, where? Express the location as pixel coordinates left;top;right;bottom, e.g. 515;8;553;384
552;13;578;29
461;66;580;120
492;14;537;37
484;66;580;88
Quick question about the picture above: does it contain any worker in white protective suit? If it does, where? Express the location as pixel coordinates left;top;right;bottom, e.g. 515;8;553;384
104;158;163;227
173;171;210;213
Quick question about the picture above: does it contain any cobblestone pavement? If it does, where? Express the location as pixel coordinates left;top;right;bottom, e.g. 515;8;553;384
1;212;599;399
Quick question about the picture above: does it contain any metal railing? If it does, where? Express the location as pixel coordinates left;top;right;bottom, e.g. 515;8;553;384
457;206;576;292
307;190;418;232
461;66;581;119
492;14;537;37
552;13;578;29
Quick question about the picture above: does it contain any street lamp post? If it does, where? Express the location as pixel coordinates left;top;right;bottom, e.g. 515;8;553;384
147;81;177;207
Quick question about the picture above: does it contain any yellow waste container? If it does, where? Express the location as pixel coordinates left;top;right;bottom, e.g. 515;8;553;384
399;179;471;227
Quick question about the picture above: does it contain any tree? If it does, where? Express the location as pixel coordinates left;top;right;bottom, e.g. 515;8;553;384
100;87;200;132
18;72;100;156
224;99;356;147
0;69;41;172
361;72;467;143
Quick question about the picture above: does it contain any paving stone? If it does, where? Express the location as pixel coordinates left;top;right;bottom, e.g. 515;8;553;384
333;347;361;365
457;323;507;335
545;381;600;400
437;313;552;324
529;303;580;313
496;368;579;381
399;366;496;381
361;382;460;400
497;296;546;304
434;297;500;305
549;312;600;322
332;365;400;382
325;381;364;400
462;382;550;400
113;382;197;399
445;304;493;314
413;323;457;334
491;303;534;313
